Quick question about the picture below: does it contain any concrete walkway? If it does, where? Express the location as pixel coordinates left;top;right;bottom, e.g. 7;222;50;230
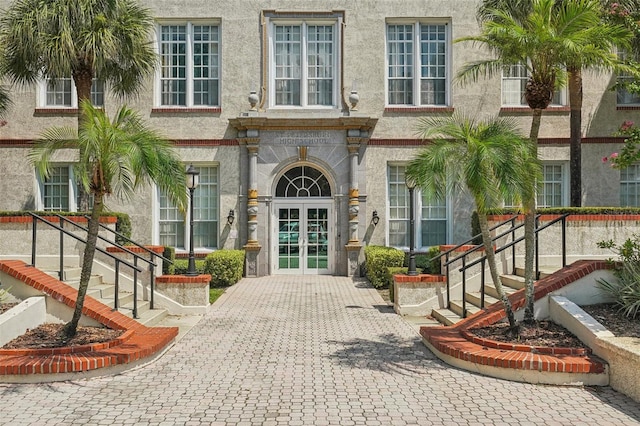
1;275;639;425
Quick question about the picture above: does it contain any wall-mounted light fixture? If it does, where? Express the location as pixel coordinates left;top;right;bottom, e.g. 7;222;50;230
227;209;235;225
372;210;380;226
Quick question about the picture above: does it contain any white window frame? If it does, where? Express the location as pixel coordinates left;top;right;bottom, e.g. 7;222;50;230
38;78;105;108
501;64;566;107
385;20;451;107
620;163;640;207
266;15;341;109
536;162;569;208
35;165;79;211
386;164;449;250
617;49;640;106
154;21;221;108
156;164;220;251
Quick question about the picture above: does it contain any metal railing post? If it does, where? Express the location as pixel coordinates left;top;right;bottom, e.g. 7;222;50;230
535;215;540;280
445;253;450;309
114;262;120;311
133;257;139;319
31;217;37;267
511;217;516;274
461;256;467;318
149;254;155;310
58;219;64;281
480;258;486;309
562;216;567;267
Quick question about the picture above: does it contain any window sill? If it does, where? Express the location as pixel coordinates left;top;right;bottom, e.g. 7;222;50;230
34;108;79;115
616;105;640;111
151;107;222;114
500;106;570;113
384;106;454;113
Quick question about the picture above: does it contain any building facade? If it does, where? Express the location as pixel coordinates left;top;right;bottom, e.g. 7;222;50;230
0;0;636;277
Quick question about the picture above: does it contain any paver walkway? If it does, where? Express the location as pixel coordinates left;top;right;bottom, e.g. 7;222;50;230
1;275;639;425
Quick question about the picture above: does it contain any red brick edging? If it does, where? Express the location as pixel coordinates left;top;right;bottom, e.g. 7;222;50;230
0;260;178;376
420;260;611;374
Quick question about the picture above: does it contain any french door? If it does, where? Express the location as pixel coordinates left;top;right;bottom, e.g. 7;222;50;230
273;201;332;274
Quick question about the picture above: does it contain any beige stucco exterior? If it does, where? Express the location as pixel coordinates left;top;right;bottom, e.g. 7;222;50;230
0;0;637;276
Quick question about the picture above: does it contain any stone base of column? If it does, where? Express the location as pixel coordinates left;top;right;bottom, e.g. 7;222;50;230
243;243;262;277
344;243;362;278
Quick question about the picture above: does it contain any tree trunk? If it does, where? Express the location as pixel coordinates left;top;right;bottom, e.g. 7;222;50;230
569;67;583;207
63;193;103;338
478;212;518;331
523;108;542;323
73;71;93;212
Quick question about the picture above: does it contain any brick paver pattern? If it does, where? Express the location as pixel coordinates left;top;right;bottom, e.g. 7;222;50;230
1;276;639;425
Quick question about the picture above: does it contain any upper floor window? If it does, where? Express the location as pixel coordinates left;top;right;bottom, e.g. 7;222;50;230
387;165;448;249
157;22;220;107
617;49;640;106
159;165;219;250
41;78;104;108
502;64;565;107
620;164;640;206
267;13;341;108
386;21;449;107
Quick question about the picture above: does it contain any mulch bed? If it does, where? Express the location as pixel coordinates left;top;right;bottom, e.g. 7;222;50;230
2;323;124;349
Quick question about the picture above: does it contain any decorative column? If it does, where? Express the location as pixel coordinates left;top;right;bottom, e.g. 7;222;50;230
345;136;363;277
244;137;261;277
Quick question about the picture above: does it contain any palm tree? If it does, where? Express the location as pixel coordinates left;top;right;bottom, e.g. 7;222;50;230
29;101;187;338
0;0;157;209
478;0;633;206
457;0;630;322
406;114;539;332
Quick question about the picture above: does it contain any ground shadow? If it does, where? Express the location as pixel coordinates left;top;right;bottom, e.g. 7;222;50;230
326;333;444;376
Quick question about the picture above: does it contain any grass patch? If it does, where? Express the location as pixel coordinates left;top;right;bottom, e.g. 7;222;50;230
209;288;225;304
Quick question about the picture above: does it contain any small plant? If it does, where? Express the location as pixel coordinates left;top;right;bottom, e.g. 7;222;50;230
597;235;640;319
0;286;10;303
204;250;245;287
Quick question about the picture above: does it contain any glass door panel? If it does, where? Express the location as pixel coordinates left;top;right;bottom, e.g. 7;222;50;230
277;208;300;271
306;208;328;270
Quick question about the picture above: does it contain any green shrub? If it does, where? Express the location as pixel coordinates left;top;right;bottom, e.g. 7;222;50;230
425;246;442;274
205;250;245;287
173;259;207;275
365;245;404;289
162;246;176;275
111;212;132;245
597;235;640;318
386;266;410;302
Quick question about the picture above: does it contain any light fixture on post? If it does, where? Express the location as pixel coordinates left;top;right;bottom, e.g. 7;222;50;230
405;175;418;276
371;210;380;226
185;164;200;276
227;209;235;225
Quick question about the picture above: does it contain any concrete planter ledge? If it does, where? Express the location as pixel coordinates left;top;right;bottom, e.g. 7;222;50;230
393;274;446;317
155;274;211;307
0;297;47;347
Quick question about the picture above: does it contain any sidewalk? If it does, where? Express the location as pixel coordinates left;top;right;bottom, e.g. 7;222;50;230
1;275;639;425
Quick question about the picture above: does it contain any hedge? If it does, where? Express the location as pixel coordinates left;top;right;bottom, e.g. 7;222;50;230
205;250;245;287
364;245;404;289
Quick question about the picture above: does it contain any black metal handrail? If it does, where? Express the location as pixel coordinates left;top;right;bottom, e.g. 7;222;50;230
454;213;569;318
29;212;147;318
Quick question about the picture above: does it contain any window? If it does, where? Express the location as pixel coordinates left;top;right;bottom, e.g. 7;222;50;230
159;165;219;250
158;23;220;107
620;164;640;206
41;79;104;108
617;50;640;106
387;165;448;249
537;163;567;207
502;64;565;107
36;165;88;211
386;21;449;106
267;14;341;108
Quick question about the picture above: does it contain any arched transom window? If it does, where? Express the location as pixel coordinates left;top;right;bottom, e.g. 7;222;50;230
275;166;331;197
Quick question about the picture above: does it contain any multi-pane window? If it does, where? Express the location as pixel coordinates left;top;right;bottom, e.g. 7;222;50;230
620;164;640;206
159;166;219;250
42;166;71;211
270;19;338;107
159;23;220;107
617;50;640;105
43;79;104;107
502;64;564;106
388;165;447;249
387;22;448;106
537;163;566;207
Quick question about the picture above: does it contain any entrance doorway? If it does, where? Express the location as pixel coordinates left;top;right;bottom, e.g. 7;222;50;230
272;165;333;275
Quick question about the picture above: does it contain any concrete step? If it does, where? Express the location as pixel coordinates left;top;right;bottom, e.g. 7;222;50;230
484;282;518;300
125;306;168;327
500;274;525;290
514;265;560;280
431;308;464;326
465;291;500;310
449;299;481;318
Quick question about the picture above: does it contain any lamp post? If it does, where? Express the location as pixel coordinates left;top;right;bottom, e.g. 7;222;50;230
405;175;418;276
186;164;200;276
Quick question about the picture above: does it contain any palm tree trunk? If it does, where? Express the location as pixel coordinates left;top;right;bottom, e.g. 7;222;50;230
73;72;93;212
63;193;103;338
478;212;518;331
523;108;542;323
569;67;583;207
